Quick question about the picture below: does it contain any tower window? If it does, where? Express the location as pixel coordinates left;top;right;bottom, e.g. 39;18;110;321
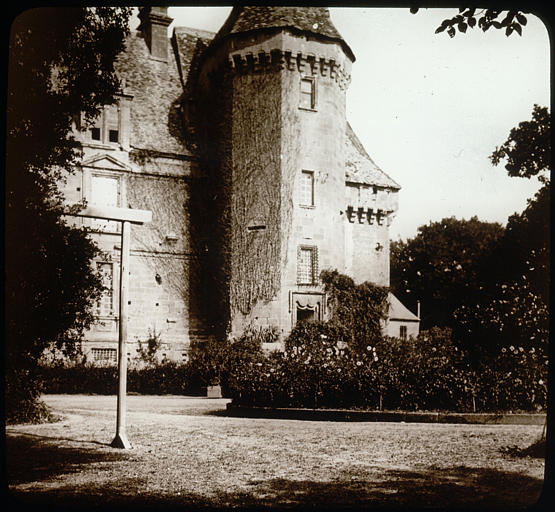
300;170;314;206
299;77;316;110
297;246;318;285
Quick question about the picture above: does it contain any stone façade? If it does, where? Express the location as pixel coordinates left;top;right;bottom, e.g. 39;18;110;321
62;7;408;364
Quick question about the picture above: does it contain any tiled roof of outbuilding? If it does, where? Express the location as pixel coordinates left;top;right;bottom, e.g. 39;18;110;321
213;6;355;61
345;123;400;189
388;292;420;321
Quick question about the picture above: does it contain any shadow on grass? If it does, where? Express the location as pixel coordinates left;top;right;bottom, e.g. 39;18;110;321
6;433;133;485
6;432;546;512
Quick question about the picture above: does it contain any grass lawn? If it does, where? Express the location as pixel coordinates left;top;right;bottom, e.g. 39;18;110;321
6;394;546;511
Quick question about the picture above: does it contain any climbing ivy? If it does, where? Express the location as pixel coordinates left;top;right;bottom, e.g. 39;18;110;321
320;269;389;354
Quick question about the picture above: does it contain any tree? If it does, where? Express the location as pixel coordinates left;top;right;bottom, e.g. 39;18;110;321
390;217;504;330
411;7;530;38
453;105;550;358
490;105;550;179
6;7;132;422
487;105;550;303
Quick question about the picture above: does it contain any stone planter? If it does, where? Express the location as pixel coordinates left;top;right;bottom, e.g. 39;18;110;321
206;385;222;398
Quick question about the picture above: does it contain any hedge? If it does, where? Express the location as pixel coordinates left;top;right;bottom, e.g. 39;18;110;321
37;325;547;413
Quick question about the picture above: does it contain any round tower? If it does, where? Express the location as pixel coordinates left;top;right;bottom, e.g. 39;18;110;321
195;7;355;340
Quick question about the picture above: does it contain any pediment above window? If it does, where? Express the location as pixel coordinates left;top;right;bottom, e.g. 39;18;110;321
81;153;136;173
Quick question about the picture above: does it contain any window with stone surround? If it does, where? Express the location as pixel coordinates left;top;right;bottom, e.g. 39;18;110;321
299;77;316;110
300;170;314;206
90;174;121;232
96;262;114;317
85;103;120;145
297;245;318;285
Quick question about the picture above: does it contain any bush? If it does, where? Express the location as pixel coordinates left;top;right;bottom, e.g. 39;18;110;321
5;367;56;424
229;324;547;413
187;337;231;388
39;360;117;394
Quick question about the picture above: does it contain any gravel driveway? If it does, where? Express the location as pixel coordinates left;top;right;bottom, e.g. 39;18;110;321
6;394;546;510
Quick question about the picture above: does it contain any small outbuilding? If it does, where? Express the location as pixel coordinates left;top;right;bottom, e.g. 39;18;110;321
385;292;420;340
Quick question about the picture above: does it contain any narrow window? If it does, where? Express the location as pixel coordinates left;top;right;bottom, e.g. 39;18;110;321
399;325;407;341
297;246;318;285
300;170;314;206
105;104;120;144
299;77;316;110
96;262;114;316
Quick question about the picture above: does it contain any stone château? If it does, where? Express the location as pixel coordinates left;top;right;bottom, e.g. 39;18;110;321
62;7;417;364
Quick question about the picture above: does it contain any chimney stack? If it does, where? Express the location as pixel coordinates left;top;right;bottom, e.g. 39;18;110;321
138;7;173;62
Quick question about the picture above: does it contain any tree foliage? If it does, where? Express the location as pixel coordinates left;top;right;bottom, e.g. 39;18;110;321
6;7;131;422
411;7;530;38
490;105;550;179
390;217;504;330
486;105;550;303
453;106;550;357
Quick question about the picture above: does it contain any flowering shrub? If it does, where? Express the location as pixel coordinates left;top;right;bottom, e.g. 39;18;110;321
475;345;548;412
454;278;549;356
229;325;547;412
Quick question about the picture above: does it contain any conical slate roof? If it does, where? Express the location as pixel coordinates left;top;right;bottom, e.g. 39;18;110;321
213;6;355;61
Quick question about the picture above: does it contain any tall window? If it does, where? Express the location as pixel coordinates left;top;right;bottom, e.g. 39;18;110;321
399;325;408;341
96;262;114;316
297;246;318;285
300;170;314;206
91;174;120;232
299;77;316;110
87;103;120;145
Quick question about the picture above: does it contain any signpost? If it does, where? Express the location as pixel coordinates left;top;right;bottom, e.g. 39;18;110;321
72;205;152;449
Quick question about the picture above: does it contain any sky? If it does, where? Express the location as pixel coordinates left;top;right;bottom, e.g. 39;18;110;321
151;6;550;241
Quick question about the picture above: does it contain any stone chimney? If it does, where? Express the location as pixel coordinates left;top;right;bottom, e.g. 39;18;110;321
138;7;173;62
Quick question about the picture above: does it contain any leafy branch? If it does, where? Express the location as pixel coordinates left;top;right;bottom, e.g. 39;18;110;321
411;7;528;38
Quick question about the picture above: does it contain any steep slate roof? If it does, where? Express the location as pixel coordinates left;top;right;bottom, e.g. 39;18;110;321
212;6;355;62
173;26;214;90
345;122;400;189
388;292;420;322
115;30;193;156
122;14;396;190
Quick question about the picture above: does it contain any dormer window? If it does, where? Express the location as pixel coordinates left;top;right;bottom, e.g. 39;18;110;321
87;103;120;145
76;92;132;149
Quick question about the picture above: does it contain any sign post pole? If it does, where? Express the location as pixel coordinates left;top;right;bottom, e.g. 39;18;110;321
111;219;131;448
68;206;152;449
